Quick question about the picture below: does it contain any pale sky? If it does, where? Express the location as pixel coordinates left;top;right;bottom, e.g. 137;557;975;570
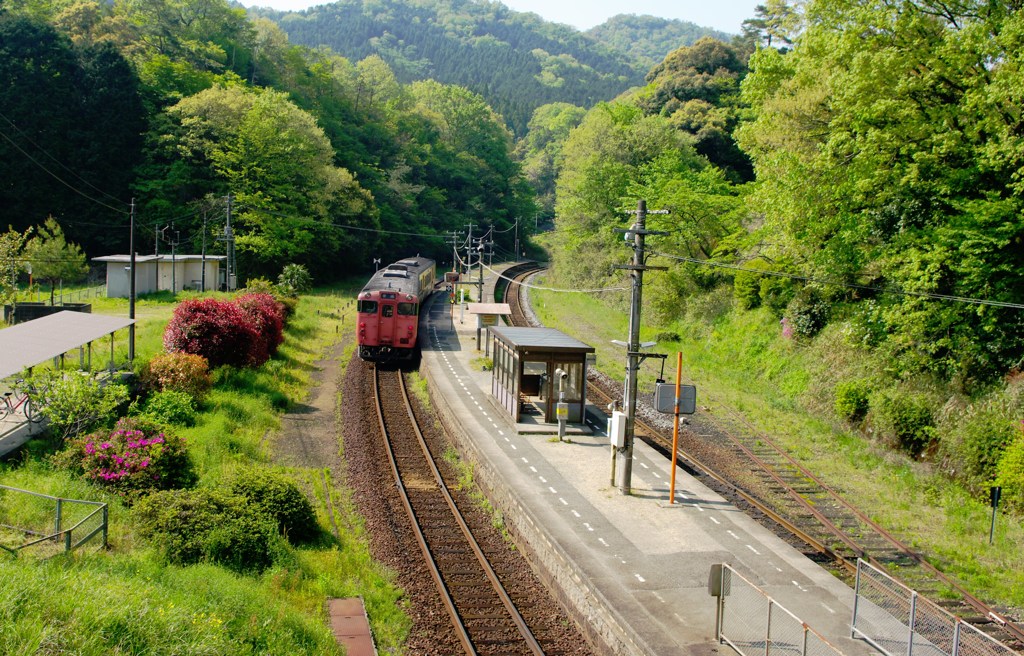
242;0;761;35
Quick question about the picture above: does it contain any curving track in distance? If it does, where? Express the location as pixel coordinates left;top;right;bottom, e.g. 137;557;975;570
372;365;546;656
500;262;1024;650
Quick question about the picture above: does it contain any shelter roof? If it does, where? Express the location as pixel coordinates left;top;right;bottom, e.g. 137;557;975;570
490;326;594;354
466;303;511;315
0;311;134;380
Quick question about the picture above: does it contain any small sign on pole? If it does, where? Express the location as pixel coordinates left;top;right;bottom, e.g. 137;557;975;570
990;485;1002;545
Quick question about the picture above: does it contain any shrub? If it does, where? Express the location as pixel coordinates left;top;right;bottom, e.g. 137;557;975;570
134;487;281;572
872;388;936;455
277;263;312;296
733;268;763;310
785;289;831;338
228;468;318;544
29;371;129;441
242;276;277;295
940;404;1020;488
834;379;871;423
759;275;795;315
56;417;195;499
995;425;1024;513
136;389;197;426
235;292;285;365
163;298;260;368
142;352;211;401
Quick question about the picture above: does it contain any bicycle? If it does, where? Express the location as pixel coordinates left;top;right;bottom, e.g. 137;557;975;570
2;380;43;423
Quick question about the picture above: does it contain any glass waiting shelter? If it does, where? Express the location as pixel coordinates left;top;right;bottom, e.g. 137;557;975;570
490;327;595;424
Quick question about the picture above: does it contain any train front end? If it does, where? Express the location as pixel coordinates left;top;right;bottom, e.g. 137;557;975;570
357;288;421;362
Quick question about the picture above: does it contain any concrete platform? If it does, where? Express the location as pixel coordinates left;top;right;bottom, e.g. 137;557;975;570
0;411;43;459
419;273;879;656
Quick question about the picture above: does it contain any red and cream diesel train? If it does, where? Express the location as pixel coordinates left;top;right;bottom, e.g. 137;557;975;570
356;256;436;362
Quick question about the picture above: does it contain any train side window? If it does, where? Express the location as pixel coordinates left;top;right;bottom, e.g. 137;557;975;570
357;300;378;314
381;305;394;318
397;302;417;316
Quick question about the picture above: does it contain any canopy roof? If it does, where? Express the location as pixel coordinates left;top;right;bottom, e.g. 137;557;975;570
490;326;594;354
0;311;134;380
466;303;511;315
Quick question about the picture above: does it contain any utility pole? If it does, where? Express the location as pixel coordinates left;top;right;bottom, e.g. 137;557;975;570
477;239;485;303
170;229;179;294
224;194;235;291
128;199;136;363
201;208;207;293
514;218;519;262
614;200;668;495
464;223;475;300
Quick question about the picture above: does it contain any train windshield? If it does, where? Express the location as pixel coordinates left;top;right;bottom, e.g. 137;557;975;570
357;300;378;314
381;305;394;318
397;302;417;316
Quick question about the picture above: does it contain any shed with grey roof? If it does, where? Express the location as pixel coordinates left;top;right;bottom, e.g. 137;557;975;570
489;326;594;424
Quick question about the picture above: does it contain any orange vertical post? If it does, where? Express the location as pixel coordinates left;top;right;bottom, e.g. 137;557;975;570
669;351;682;504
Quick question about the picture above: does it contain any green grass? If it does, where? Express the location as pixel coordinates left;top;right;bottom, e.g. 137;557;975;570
531;281;1024;614
0;284;411;654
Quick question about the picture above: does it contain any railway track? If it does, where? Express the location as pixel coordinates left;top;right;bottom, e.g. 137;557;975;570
495;262;543;327
500;262;1024;651
372;365;546;655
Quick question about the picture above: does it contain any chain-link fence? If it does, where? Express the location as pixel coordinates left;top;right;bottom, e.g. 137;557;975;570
851;559;1016;656
712;563;847;656
0;484;107;558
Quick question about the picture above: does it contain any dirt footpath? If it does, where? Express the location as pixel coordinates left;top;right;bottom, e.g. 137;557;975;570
271;340;347;473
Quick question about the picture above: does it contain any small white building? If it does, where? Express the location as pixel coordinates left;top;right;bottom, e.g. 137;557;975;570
94;254;225;298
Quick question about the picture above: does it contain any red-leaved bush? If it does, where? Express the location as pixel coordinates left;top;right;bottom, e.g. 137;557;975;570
235;292;285;363
163;298;261;367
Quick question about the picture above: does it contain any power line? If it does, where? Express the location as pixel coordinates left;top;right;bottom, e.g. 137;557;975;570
479;260;627;294
650;250;1024;310
0;110;128;207
0;121;128;216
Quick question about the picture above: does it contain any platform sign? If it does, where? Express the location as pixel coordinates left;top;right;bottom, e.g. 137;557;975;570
654;383;696;415
556;402;568;420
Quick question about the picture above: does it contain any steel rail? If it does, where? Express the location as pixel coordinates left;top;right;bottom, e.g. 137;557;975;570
396;371;545;655
720;409;1024;642
506;261;1022;645
373;365;475;655
375;366;545;655
584;382;852;573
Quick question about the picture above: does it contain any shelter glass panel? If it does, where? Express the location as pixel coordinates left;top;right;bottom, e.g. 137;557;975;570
556;362;583;402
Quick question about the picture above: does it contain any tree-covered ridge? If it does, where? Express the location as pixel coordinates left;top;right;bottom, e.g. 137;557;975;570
585;14;734;72
736;0;1024;384
256;0;648;136
1;0;533;281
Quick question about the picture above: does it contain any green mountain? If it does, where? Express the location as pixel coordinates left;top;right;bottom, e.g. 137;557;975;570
252;0;725;136
586;14;735;71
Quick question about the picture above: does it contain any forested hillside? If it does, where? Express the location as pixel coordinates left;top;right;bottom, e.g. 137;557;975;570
0;0;532;283
255;0;726;136
540;1;1024;509
585;14;733;72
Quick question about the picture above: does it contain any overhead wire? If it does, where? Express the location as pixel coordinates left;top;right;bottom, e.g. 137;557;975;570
479;260;627;294
649;250;1024;310
0;120;128;216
